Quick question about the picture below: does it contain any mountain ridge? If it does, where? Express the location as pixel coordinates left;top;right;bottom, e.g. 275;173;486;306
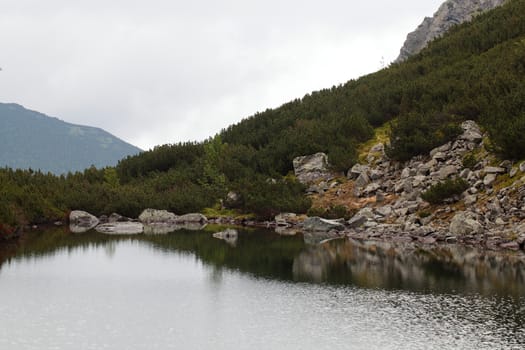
0;102;142;174
396;0;507;62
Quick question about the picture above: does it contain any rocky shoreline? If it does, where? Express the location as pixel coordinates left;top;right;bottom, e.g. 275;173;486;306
287;120;525;252
9;120;524;254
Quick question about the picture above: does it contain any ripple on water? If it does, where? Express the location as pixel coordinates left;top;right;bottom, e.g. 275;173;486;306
0;240;523;350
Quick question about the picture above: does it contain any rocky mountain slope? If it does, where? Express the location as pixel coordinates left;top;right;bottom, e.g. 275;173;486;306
0;103;141;174
396;0;507;62
290;120;525;251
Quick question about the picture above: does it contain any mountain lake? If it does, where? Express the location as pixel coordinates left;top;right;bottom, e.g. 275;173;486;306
0;227;524;350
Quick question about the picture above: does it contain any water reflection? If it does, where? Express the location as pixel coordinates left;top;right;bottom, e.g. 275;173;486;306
2;227;525;297
293;238;525;296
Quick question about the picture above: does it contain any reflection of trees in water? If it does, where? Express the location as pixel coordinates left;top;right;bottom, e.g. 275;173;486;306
104;241;117;259
3;227;525;297
293;239;525;296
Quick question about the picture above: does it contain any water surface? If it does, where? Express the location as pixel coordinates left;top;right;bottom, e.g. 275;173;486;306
0;228;524;349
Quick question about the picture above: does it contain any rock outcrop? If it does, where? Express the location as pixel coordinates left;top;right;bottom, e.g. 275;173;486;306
296;119;525;251
174;213;208;224
396;0;507;62
293;152;331;185
69;210;99;233
138;209;177;223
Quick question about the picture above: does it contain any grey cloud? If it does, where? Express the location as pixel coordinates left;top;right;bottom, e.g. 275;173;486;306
0;0;444;150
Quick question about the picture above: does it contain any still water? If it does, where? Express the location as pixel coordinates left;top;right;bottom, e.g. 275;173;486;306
0;228;524;350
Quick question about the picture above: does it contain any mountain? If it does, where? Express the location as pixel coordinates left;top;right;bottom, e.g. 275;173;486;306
1;0;525;229
396;0;507;62
0;103;141;174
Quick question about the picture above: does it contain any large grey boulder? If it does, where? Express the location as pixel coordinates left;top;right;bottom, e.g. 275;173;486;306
483;173;497;186
302;217;345;232
95;222;144;235
293;153;331;185
483;166;506;174
175;213;208;223
138;209;177;223
439;165;458;180
449;211;484;236
396;0;506;62
348;164;370;180
460;120;483;142
69;210;99;233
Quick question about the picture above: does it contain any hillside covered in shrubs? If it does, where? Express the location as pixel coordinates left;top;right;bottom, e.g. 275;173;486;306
1;0;525;233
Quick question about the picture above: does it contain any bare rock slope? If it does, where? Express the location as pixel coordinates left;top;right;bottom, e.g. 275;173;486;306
396;0;507;62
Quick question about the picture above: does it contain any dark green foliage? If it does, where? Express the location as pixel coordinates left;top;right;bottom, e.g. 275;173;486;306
230;177;311;220
3;1;525;226
307;205;354;220
462;154;478;169
422;178;469;204
386;113;462;161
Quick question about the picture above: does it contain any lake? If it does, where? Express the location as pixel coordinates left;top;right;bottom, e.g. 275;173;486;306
0;227;524;350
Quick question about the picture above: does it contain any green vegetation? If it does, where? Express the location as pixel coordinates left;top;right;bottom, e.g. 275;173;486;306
2;0;525;230
307;205;354;220
421;178;470;204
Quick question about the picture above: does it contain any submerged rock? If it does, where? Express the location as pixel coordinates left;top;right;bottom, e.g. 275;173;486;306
95;222;144;235
213;229;238;246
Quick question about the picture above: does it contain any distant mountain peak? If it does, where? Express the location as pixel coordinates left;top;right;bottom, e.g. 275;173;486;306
0;102;142;174
396;0;507;62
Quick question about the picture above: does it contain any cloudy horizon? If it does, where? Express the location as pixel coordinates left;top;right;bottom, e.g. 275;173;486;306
0;0;444;150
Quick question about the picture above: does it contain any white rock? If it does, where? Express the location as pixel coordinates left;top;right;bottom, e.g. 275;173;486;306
450;211;484;236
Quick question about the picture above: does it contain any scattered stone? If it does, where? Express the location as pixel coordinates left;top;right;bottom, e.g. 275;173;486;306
520;162;525;173
370;143;384;153
108;213;132;223
302;217;345;232
483;166;506;174
175;213;208;224
445;236;458;244
355;172;371;188
495;218;506;226
432;151;447;161
483;173;497;187
348;164;370;179
375;206;393;218
139;209;177;223
69;210;99;233
450;211;484;236
464;194;478;206
460;120;483;142
275;213;297;226
500;241;520;251
439;165;458;179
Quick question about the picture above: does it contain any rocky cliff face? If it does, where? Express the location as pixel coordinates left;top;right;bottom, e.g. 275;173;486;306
396;0;507;62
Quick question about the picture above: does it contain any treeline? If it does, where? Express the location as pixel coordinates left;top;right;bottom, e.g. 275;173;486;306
2;0;525;231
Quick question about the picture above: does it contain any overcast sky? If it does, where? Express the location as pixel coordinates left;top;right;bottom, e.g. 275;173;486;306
0;0;444;150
